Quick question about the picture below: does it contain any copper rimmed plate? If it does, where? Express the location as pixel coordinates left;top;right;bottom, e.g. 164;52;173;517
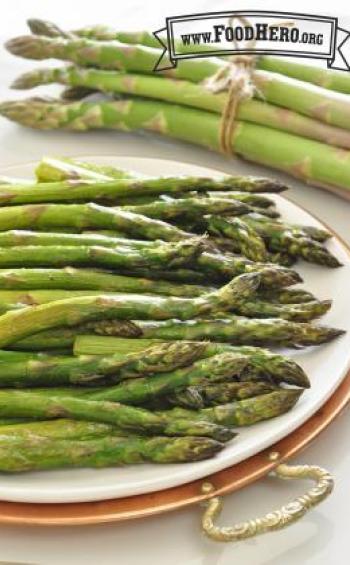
0;156;349;505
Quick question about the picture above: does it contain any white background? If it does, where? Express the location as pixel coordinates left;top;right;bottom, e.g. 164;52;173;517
0;1;350;564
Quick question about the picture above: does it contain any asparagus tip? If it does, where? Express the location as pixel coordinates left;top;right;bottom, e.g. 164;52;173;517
5;35;47;59
11;70;45;90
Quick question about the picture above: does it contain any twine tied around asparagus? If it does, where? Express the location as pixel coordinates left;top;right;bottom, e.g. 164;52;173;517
204;16;257;155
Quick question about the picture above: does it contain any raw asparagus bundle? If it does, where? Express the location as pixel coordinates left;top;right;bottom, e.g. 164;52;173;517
3;20;350;191
2;96;350;194
28;20;350;95
14;66;350;149
6;33;350;133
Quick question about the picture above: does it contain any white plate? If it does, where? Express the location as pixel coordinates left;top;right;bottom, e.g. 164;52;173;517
0;156;349;504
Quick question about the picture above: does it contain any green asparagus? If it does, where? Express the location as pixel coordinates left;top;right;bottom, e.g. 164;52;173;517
0;390;235;441
0;202;192;241
0;273;260;347
90;317;343;347
0;267;211;296
158;389;303;427
0;341;207;387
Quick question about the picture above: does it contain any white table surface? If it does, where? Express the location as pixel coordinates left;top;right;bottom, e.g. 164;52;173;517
0;1;349;563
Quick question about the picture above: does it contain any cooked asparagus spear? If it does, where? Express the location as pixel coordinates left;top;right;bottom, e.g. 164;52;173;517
0;239;205;270
34;157;276;206
122;197;251;220
234;298;331;322
157;389;303;427
0;341;207;387
84;352;248;405
0;434;224;472
0;267;211;296
163;381;278;409
0;230;160;249
195;253;302;288
242;216;340;267
258;288;316;304
0;174;286;205
0;203;193;241
111;317;344;347
0;390;235;441
0;290;331;323
0;418;116;440
0;273;260;347
207;216;268;262
36;156;136;182
11;336;308;388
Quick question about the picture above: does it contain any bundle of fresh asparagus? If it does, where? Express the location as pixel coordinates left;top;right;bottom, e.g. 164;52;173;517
2;19;350;194
0;156;344;473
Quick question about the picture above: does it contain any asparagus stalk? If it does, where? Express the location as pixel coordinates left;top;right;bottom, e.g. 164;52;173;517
0;202;192;241
0;273;260;347
98;317;344;347
82;352;248;405
0;434;224;472
35;156;134;182
0;239;206;271
0;230;160;249
11;336;308;388
0;341;207;387
122;197;251;220
0;267;211;297
196;252;302;288
7;33;350;132
2;98;349;193
0;174;286;205
26;19;350;94
166;381;278;408
158;389;303;427
259;288;316;304
35;157;276;208
243;216;340;267
14;66;350;149
0;391;235;441
207;216;268;262
0;418;116;440
0;290;331;323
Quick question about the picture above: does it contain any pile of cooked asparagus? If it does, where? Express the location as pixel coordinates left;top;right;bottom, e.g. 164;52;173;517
0;156;344;473
2;19;350;193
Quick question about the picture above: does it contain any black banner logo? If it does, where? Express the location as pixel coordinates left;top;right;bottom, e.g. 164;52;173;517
153;10;350;71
